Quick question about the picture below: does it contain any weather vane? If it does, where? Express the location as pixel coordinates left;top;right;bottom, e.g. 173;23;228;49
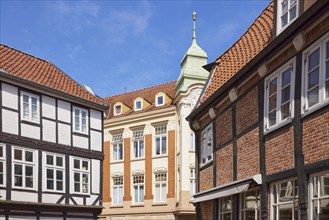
192;11;197;40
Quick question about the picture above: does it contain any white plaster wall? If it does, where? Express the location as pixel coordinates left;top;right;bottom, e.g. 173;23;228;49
0;189;6;200
86;194;99;206
71;197;83;205
42;193;62;204
42;95;56;119
21;123;40;140
110;163;124;174
92;159;100;194
90;130;102;151
1;83;18;110
73;135;89;149
11;190;38;202
57;100;71;123
9;217;36;220
58;123;71;146
152;157;168;171
42;119;56;143
90;109;102;130
2;109;18;134
131;160;145;173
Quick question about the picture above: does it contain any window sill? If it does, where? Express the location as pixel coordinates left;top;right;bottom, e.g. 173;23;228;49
130;204;144;207
131;157;145;162
110;160;124;164
200;159;213;169
12;186;37;191
302;101;329;118
72;131;89;137
264;118;293;135
152;202;167;206
153;154;167;159
21;119;40;126
110;205;123;208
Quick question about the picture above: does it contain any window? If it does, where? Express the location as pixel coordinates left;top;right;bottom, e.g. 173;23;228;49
154;173;167;203
112;177;123;205
0;143;5;186
219;196;233;220
240;189;261;220
45;153;64;192
73;106;88;134
154;126;167;156
114;104;122;116
135;100;142;111
271;179;298;219
12;147;36;189
21;92;39;123
201;123;213;166
302;35;329;113
309;172;329;220
133;175;144;204
133;130;144;159
112;133;123;161
264;60;295;131
190;131;195;151
277;0;298;34
190;168;196;199
72;158;89;194
156;95;164;106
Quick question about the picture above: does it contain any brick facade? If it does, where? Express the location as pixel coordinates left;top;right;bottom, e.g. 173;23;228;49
199;165;213;192
216;144;233;186
216;109;233;146
200;200;213;220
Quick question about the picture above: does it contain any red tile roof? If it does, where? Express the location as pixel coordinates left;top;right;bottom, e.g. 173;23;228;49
104;81;176;118
0;44;107;107
200;2;274;104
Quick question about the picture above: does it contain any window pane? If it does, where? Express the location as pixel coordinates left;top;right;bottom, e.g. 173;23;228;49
57;180;63;191
46;155;53;165
14;164;22;186
25;166;33;188
222;196;232;211
56;156;63;167
47;179;53;190
281;14;288;28
155;137;160;155
140;141;144;157
269;95;277;112
281;86;290;104
313;176;319;198
269;78;277;95
118;144;123;160
320;174;329;196
161;136;166;154
308;48;320;71
14;149;22;160
26;166;33;176
313;200;318;220
308;69;320;89
140;185;144;202
0;162;3;185
278;203;293;219
82;174;88;193
320;198;329;220
281;103;290;120
245;191;256;209
134;141;138;158
282;69;291;87
0;146;3;157
82;161;88;170
14;164;22;175
47;169;54;179
74;159;80;169
25;151;33;162
269;111;276;127
57;170;63;180
289;5;296;21
23;95;29;103
157;96;164;105
74;173;80;192
245;210;256;220
308;87;319;107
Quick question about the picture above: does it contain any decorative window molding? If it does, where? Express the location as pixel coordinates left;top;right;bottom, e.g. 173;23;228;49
153;167;167;174
73;106;88;134
133;175;144;204
45;152;65;192
309;171;329;219
270;178;298;219
12;147;37;190
132;130;144;159
276;0;299;35
72;157;89;194
20;91;40;123
200;123;213;166
112;133;123;161
0;143;6;187
154;126;167;156
302;33;329;115
114;104;122;116
111;172;124;178
156;95;165;106
134;100;143;111
264;58;295;132
154;172;167;203
112;176;123;205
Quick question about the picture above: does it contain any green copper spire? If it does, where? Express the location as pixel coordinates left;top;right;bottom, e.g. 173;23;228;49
176;11;209;94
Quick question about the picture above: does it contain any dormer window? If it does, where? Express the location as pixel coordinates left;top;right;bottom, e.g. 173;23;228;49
114;104;122;116
135;100;142;111
277;0;298;34
156;95;164;106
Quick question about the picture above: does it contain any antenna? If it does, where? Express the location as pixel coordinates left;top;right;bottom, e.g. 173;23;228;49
192;11;197;40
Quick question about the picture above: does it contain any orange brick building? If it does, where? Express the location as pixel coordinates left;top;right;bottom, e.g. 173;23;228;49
188;0;328;219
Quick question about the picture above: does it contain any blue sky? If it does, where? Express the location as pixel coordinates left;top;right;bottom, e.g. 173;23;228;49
1;0;270;98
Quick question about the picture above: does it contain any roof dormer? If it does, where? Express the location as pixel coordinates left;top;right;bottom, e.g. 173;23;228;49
155;92;172;107
133;97;151;111
276;0;299;35
113;102;130;116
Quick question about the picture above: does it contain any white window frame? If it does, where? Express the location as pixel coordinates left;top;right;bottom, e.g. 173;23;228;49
134;100;143;111
302;33;329;115
132;130;144;159
156;95;165;106
154;126;167;156
72;157;89;194
270;178;299;220
218;195;233;220
20;91;40;123
73;106;88;134
264;59;295;132
309;171;329;220
114;104;122;116
112;133;123;162
112;176;123;206
190;168;196;199
12;147;37;190
44;152;65;192
154;172;167;203
0;143;6;187
190;131;195;151
200;123;213;167
276;0;299;35
240;188;261;220
133;175;144;204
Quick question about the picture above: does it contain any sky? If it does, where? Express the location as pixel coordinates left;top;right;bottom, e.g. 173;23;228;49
0;0;270;98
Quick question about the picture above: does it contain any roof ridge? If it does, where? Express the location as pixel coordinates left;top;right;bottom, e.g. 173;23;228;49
214;2;273;63
104;80;176;99
0;44;49;64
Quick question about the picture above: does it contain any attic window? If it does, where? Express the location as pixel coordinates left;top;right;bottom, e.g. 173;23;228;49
276;0;298;35
114;104;122;116
156;95;164;106
135;100;142;111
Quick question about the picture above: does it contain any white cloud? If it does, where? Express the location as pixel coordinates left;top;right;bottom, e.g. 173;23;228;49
54;0;99;17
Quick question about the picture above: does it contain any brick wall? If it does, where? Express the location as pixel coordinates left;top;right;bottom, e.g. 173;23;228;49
216;109;233;146
199;165;213;192
200;200;213;220
303;108;329;165
123;138;131;201
167;130;175;198
144;134;153;200
103;141;111;202
265;127;294;175
216;144;233;186
236;87;258;135
237;127;260;180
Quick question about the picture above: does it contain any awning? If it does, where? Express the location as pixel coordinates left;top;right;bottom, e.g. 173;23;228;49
193;174;262;203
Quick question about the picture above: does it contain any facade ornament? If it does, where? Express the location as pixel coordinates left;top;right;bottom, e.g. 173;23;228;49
131;169;145;176
123;128;131;139
168;120;176;131
111;172;124;177
144;124;152;135
153;167;167;174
